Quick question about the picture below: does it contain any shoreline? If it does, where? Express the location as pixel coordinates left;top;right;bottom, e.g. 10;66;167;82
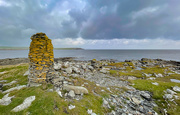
0;57;180;66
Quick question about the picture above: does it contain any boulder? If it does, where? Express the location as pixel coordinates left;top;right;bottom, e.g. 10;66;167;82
64;62;69;68
52;77;64;84
54;63;62;70
68;90;75;98
81;64;87;69
11;96;35;112
3;85;26;94
3;80;17;87
140;91;151;101
63;85;88;94
23;70;29;76
0;93;15;105
173;86;180;92
65;67;72;74
131;97;141;105
152;82;159;86
154;73;163;77
100;67;110;74
88;66;94;71
68;104;75;110
72;67;80;74
143;73;152;77
166;89;177;95
163;94;173;100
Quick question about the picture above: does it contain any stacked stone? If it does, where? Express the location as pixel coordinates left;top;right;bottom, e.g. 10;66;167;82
28;32;55;84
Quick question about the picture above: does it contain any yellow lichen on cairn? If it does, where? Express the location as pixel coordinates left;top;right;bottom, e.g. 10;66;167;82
28;32;55;84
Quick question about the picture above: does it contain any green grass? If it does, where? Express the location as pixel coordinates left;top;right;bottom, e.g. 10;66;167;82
109;66;168;78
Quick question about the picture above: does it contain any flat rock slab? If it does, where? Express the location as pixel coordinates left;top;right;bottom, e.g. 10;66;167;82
23;70;29;76
3;80;17;87
0;71;8;75
170;79;180;83
0;80;7;83
0;93;15;105
63;85;88;94
11;96;35;112
3;85;26;94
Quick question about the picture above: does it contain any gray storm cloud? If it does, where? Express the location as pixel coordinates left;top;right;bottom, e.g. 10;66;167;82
0;0;180;46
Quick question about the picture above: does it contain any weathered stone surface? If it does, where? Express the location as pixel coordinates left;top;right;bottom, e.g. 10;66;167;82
0;93;15;105
23;70;29;76
3;80;17;86
140;91;151;101
163;94;173;100
68;104;75;110
65;67;72;74
3;85;26;94
54;63;62;70
11;96;35;112
68;90;75;98
28;33;55;84
166;89;177;95
173;86;180;92
63;85;88;94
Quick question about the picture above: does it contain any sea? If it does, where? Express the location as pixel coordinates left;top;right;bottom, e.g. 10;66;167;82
0;49;180;62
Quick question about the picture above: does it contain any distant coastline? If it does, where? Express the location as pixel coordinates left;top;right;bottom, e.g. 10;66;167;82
0;46;83;50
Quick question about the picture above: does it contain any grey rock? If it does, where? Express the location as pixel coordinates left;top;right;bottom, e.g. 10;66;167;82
52;77;64;84
140;91;151;101
68;90;75;98
0;80;7;83
64;62;69;68
81;64;87;69
54;63;62;70
11;96;35;112
173;86;180;92
163;94;173;100
0;93;15;105
100;67;110;74
23;71;29;76
3;80;17;86
152;82;159;86
147;77;156;80
103;98;109;105
3;85;26;94
170;79;180;83
63;81;68;84
65;67;72;74
166;89;177;95
63;85;88;94
68;104;75;110
88;66;94;71
47;89;53;92
143;73;152;77
131;97;141;105
0;71;8;75
73;67;80;74
56;90;63;97
128;76;137;80
154;73;163;77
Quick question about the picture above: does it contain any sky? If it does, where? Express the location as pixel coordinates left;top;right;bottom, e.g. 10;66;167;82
0;0;180;49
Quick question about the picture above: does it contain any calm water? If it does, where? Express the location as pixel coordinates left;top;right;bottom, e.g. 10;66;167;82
0;49;180;61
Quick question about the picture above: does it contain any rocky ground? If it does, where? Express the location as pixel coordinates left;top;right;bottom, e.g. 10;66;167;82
0;58;180;115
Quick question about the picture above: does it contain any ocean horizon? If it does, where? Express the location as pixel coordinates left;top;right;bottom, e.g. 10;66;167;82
0;49;180;61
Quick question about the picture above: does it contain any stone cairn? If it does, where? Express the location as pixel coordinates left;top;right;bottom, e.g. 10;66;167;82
28;32;55;85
